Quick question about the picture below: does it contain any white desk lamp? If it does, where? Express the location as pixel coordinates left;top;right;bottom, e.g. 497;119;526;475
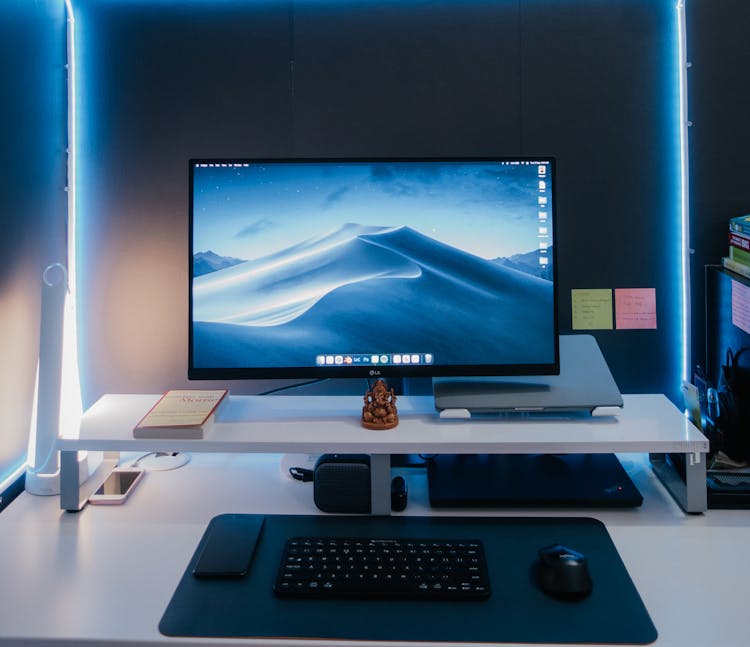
26;263;98;495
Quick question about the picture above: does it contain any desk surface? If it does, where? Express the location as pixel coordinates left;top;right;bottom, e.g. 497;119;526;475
0;446;748;647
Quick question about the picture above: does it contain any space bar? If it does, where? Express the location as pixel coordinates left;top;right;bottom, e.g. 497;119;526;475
274;580;489;599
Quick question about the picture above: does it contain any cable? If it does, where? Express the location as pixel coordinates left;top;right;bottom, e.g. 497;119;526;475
259;378;330;396
289;467;314;482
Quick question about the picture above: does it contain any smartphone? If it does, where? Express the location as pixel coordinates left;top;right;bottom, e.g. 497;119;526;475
88;468;144;505
193;515;265;578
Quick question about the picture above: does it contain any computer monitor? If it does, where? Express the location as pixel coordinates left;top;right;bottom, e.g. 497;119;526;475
189;158;558;381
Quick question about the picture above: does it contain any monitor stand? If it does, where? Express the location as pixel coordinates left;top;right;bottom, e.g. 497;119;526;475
432;334;623;416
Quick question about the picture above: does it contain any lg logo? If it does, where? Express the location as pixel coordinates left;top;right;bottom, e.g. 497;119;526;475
369;369;382;376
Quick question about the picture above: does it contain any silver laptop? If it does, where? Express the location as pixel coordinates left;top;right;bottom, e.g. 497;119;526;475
433;334;623;416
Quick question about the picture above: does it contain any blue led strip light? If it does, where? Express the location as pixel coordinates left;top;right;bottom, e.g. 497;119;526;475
59;0;84;438
675;0;691;384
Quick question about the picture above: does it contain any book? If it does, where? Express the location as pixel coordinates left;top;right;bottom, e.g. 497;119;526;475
730;246;750;267
728;231;750;267
729;230;750;253
134;389;229;439
722;256;750;280
730;215;750;237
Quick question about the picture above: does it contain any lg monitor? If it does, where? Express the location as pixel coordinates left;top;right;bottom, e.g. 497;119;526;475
189;157;558;382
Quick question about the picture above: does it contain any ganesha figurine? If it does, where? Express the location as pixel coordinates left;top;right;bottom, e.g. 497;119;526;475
361;379;399;430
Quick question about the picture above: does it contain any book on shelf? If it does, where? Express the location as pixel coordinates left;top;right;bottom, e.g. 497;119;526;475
722;256;750;280
729;245;750;267
133;389;229;439
730;214;750;238
729;230;750;252
726;222;750;270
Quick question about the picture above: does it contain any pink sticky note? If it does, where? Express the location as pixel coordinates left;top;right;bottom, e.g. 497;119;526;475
615;288;657;330
731;279;750;335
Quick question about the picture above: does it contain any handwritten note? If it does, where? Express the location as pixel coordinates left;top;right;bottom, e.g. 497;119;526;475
571;289;613;330
615;288;657;330
731;279;750;335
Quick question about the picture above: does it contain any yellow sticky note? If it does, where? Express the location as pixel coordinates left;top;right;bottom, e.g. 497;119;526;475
571;289;613;330
615;288;657;330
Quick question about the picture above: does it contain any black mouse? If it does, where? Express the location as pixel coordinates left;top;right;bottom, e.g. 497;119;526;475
390;475;407;511
536;543;593;599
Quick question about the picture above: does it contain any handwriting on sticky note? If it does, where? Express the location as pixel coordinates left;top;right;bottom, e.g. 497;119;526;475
731;279;750;335
571;289;613;330
615;288;657;330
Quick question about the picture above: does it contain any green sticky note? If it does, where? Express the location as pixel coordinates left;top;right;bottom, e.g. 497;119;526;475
571;289;613;330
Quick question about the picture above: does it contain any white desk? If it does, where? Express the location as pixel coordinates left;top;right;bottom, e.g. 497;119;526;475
1;449;749;647
1;393;727;646
58;394;709;513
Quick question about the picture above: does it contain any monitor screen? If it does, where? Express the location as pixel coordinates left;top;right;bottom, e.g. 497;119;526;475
189;158;558;380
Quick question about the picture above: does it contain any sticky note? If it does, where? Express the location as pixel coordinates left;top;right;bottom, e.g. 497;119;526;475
731;279;750;335
571;289;613;330
615;288;657;330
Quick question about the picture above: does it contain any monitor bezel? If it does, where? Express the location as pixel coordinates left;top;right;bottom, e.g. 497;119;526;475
188;156;559;380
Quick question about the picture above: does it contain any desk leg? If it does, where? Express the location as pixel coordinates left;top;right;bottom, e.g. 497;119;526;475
60;450;82;511
370;454;391;516
60;450;119;512
649;451;707;514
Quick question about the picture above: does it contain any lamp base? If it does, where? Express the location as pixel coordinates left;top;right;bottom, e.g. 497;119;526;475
25;451;102;496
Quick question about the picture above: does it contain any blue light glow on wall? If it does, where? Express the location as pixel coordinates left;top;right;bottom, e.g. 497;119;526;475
676;0;691;384
67;0;691;401
0;0;67;489
66;0;96;402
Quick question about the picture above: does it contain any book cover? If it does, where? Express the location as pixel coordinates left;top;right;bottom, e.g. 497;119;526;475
722;256;750;280
729;245;750;267
729;230;750;252
729;214;750;237
134;389;229;439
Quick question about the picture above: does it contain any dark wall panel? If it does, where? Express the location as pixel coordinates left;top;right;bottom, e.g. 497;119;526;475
292;0;522;155
687;0;750;376
75;0;293;402
521;0;678;396
74;0;682;405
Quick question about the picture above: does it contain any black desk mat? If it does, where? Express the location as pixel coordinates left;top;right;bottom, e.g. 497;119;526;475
159;514;657;644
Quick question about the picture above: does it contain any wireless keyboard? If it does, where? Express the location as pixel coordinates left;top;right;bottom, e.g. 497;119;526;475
273;536;491;600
